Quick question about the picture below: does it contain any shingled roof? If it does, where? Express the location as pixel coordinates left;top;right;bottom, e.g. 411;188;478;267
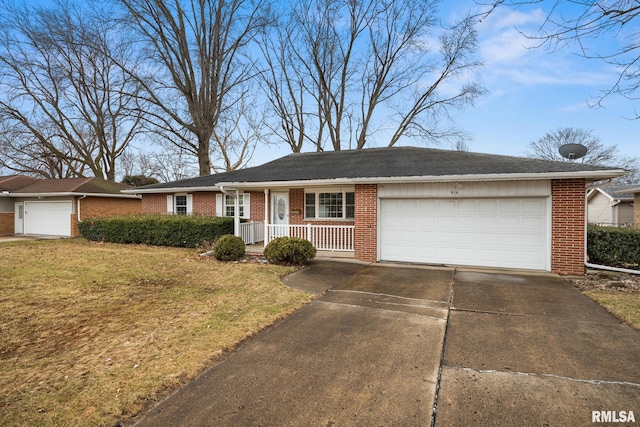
129;147;626;192
11;177;134;196
0;175;41;192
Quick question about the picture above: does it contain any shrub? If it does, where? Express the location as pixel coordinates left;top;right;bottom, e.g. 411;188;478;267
587;224;640;269
78;215;234;248
263;237;316;265
212;234;246;261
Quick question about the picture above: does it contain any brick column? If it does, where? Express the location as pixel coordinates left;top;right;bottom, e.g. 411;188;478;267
551;179;586;276
354;184;377;262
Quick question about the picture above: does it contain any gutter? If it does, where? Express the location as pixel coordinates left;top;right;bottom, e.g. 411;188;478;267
8;192;141;199
122;186;220;195
219;170;627;189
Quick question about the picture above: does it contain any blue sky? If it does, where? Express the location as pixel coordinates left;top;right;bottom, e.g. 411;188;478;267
252;1;638;167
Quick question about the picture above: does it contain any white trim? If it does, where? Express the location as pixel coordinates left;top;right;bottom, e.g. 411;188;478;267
7;192;140;199
122;186;219;194
217;170;627;189
121;170;625;194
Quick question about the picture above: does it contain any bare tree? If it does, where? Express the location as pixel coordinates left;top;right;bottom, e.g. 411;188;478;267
481;1;640;116
259;0;483;152
116;0;268;175
525;127;638;181
0;1;145;180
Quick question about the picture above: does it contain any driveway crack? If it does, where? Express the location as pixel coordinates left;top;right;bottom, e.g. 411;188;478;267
430;268;456;427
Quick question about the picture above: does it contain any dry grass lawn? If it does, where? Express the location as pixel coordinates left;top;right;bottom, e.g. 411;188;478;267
0;239;312;427
570;271;640;331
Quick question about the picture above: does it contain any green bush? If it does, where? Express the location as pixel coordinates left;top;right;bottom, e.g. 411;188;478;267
263;237;316;265
587;224;640;269
78;215;234;248
212;234;246;261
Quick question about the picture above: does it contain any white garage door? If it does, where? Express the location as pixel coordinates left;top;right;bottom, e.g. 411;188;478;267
25;201;73;236
379;198;548;270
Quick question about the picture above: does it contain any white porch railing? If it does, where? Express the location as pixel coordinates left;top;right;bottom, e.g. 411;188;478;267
266;224;355;252
239;221;265;245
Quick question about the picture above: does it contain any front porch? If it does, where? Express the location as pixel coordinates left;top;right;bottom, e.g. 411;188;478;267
244;243;355;260
239;221;355;258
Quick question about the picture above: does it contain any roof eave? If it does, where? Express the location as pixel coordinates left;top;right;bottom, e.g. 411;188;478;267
121;186;221;194
5;192;141;199
218;170;627;188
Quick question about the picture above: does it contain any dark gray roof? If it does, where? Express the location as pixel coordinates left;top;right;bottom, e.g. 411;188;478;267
133;168;245;190
597;184;638;201
134;147;625;190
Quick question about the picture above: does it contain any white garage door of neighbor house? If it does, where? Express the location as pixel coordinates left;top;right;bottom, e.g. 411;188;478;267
24;201;73;236
379;198;548;270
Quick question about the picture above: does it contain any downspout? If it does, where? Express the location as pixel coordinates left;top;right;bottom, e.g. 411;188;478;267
77;195;87;238
584;185;640;275
77;195;87;222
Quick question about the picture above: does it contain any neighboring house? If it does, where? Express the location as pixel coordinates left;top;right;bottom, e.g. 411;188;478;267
625;186;640;229
587;184;636;226
0;176;141;237
124;147;625;276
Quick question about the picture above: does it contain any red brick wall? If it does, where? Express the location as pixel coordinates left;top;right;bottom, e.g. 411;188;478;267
80;197;141;218
0;213;14;235
551;179;586;275
142;194;167;214
354;184;377;263
249;191;265;222
74;197;142;237
192;193;216;215
142;191;263;219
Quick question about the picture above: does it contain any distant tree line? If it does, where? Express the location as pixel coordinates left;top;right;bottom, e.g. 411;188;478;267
0;0;484;180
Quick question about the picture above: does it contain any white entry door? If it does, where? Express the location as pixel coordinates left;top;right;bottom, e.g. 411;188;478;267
14;202;24;234
271;192;289;237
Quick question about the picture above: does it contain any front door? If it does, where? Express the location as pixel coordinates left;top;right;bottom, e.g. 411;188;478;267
14;202;24;234
271;192;289;237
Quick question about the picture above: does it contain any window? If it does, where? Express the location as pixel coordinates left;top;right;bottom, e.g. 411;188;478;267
305;190;355;219
167;194;192;215
225;194;245;218
216;193;250;219
175;195;188;215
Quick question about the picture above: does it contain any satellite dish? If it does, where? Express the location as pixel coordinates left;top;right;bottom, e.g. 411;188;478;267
559;143;588;161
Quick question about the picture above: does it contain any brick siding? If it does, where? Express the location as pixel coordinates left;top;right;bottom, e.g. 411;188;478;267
142;194;168;214
354;184;377;262
73;196;142;237
551;179;586;275
192;193;216;215
0;213;14;235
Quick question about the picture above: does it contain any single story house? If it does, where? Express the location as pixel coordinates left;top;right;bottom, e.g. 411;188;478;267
0;176;141;237
587;184;636;226
124;147;626;275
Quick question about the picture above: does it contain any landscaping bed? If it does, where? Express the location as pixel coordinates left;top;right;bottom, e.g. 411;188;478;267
569;271;640;331
0;239;312;427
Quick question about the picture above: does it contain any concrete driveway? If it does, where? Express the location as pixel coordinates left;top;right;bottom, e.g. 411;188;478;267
134;262;640;427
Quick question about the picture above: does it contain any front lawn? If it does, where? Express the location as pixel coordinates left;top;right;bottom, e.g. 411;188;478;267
0;239;312;427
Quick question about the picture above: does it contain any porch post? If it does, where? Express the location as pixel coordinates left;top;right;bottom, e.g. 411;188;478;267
234;189;240;238
264;189;269;247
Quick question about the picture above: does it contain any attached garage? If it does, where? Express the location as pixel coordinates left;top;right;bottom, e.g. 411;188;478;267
378;182;550;271
24;201;73;236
